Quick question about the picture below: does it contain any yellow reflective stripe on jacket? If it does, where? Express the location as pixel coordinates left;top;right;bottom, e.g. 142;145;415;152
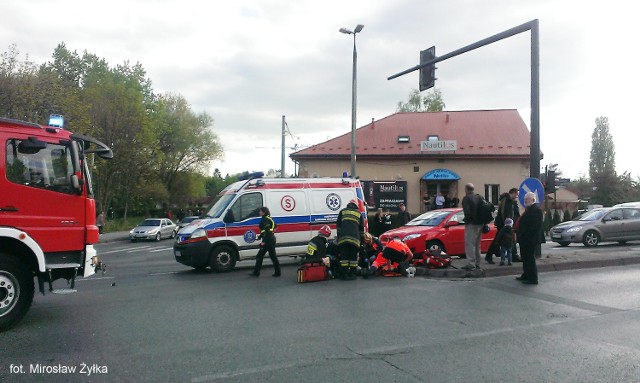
341;209;361;223
261;216;276;235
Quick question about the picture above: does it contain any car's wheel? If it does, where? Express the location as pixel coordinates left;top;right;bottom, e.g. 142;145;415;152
209;245;237;272
155;233;161;241
0;255;35;332
582;230;600;247
557;241;570;247
425;240;445;255
171;230;176;239
130;238;137;242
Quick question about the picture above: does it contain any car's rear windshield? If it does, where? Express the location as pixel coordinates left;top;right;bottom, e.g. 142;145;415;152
141;219;161;226
406;211;450;226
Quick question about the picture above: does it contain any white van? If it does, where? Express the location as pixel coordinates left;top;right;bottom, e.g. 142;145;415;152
174;174;368;272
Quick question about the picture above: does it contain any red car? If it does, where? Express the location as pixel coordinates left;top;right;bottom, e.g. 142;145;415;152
379;208;497;257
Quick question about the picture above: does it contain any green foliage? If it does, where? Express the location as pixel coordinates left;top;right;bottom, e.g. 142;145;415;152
553;210;561;226
563;209;571;222
396;88;445;112
571;210;579;219
1;43;225;218
589;117;618;206
544;210;553;233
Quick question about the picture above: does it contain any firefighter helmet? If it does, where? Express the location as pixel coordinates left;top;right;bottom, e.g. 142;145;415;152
319;225;332;237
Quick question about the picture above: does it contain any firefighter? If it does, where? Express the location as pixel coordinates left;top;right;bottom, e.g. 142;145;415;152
358;232;383;276
369;237;413;277
249;207;281;277
305;225;332;263
336;199;365;280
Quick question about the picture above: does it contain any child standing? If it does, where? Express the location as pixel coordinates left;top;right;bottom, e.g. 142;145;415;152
496;218;515;266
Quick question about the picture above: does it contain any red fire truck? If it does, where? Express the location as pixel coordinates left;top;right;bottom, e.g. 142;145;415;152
0;116;112;331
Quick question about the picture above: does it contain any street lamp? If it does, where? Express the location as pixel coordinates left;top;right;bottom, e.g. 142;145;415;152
339;24;364;178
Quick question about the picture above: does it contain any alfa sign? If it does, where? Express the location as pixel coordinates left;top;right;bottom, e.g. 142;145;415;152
420;140;457;151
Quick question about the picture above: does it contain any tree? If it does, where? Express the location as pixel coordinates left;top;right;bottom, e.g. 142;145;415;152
589;117;617;206
150;93;223;205
396;88;445;112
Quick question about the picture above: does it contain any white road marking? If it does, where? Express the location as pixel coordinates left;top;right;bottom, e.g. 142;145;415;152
150;247;173;252
76;276;115;281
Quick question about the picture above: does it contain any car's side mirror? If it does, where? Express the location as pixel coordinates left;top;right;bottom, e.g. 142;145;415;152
223;210;235;224
445;221;460;227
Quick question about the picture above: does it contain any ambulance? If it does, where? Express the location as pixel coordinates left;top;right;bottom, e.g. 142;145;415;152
173;173;367;272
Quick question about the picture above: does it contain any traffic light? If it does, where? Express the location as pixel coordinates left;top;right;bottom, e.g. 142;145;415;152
546;170;556;193
419;46;436;91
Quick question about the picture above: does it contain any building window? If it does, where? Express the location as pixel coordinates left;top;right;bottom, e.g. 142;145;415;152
427;135;439;141
397;135;410;143
484;184;500;205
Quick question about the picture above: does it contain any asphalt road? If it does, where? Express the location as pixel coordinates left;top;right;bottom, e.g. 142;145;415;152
1;239;639;382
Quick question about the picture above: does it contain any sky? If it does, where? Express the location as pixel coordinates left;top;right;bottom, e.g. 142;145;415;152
2;0;638;180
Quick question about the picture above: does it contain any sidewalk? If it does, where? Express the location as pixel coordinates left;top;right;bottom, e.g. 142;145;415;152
98;231;640;278
416;246;640;278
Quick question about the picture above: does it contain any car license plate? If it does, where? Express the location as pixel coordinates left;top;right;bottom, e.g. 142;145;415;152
174;250;181;257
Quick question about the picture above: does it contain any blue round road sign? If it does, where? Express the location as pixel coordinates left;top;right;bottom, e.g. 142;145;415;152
519;177;545;207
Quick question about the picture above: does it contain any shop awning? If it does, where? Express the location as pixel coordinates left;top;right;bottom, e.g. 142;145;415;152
422;168;461;180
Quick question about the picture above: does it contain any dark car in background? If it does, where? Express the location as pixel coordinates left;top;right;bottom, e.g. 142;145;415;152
379;208;497;256
550;206;640;247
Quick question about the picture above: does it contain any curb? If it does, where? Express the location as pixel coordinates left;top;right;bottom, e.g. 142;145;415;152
415;255;640;279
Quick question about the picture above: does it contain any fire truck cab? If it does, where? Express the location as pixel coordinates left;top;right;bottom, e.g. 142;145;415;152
0;116;112;331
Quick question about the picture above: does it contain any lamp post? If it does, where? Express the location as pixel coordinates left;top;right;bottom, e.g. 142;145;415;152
339;24;364;178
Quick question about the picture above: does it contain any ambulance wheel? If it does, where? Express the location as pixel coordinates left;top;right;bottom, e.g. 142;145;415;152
582;230;600;247
0;255;34;332
210;245;237;272
426;240;445;255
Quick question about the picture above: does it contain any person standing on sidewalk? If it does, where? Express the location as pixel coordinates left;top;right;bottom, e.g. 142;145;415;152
397;203;412;227
486;188;520;264
462;183;483;271
96;211;106;235
515;192;543;284
249;207;281;277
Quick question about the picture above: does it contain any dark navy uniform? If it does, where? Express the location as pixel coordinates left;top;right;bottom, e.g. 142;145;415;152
336;201;364;279
252;214;281;276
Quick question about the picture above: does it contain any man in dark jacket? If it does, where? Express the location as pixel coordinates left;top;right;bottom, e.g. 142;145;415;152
336;199;365;280
515;192;543;284
462;183;483;271
397;203;412;227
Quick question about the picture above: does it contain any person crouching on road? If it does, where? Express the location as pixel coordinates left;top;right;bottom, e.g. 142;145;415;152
358;232;383;277
336;199;365;280
249;207;281;277
305;225;332;263
496;218;515;266
368;237;413;277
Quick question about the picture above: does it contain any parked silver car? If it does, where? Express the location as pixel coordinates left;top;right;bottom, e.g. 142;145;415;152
130;218;177;241
550;207;640;247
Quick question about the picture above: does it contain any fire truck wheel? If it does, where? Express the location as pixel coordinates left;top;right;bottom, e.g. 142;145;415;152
209;245;237;273
0;255;34;332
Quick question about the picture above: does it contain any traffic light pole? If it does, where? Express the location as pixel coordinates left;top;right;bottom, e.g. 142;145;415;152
388;19;540;178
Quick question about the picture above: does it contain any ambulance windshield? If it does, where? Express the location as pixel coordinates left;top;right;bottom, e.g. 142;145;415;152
205;193;235;218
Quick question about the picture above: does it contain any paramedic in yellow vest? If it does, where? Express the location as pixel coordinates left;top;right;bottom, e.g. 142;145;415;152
249;207;281;277
336;199;365;280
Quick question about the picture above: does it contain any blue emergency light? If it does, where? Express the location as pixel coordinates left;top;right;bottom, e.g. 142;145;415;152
49;114;64;128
